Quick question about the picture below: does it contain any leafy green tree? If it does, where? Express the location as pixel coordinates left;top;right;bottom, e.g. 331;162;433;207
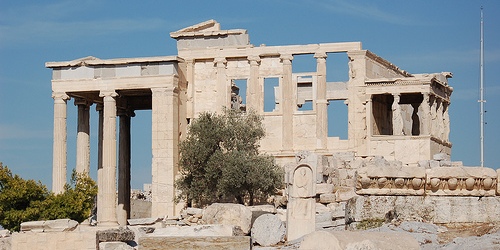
40;170;97;223
0;162;49;231
175;109;283;206
0;163;97;231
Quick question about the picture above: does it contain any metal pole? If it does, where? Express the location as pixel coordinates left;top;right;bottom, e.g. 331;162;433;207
479;6;485;167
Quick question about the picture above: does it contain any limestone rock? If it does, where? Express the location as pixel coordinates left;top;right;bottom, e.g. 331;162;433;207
151;224;235;237
319;193;336;203
299;231;341;250
335;187;356;202
97;228;135;243
99;242;134;250
202;203;253;235
299;231;419;250
250;214;285;246
139;236;251;250
316;183;334;194
20;221;44;232
44;219;78;232
127;218;158;226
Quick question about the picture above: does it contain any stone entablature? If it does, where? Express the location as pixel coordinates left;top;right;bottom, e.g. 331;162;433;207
356;166;497;197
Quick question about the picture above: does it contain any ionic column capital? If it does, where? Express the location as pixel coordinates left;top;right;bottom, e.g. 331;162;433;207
117;108;136;118
52;92;70;102
314;52;327;60
248;55;261;65
74;98;92;107
280;54;293;64
214;57;227;67
99;91;118;98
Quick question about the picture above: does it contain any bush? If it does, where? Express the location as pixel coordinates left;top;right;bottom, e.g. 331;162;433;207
0;163;97;231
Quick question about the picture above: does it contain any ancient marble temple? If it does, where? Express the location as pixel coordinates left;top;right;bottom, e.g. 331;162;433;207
46;20;453;226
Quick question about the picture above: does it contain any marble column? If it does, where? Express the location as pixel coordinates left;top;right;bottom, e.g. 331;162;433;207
186;59;195;119
151;86;179;218
97;91;119;226
392;94;403;135
75;98;91;174
215;57;228;110
314;52;328;150
52;92;70;194
117;109;133;226
96;104;104;194
281;54;294;152
247;55;261;112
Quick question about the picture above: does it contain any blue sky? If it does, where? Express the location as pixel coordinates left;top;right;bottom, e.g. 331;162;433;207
1;1;499;190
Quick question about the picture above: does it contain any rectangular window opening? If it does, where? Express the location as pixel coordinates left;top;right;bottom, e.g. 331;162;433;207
231;79;247;112
326;52;349;82
292;54;316;73
264;77;279;112
297;76;314;111
327;100;348;139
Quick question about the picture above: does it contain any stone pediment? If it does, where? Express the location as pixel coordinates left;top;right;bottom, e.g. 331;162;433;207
170;19;247;39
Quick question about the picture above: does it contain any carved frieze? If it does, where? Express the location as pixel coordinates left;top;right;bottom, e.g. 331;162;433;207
355;166;426;195
425;167;497;196
356;166;498;197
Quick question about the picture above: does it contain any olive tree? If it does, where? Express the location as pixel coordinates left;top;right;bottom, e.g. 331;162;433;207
175;109;283;206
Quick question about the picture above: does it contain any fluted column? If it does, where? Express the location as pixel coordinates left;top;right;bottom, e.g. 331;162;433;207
117;109;133;226
151;86;180;218
247;55;261;112
281;54;294;152
97;91;119;226
315;52;328;150
96;104;104;195
186;59;195;119
52;92;70;194
392;94;403;135
215;57;228;110
75;98;91;174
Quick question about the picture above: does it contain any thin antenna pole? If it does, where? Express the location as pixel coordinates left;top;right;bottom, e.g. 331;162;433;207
479;6;485;167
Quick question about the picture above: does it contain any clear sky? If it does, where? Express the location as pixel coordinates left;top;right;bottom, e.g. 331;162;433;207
0;1;499;190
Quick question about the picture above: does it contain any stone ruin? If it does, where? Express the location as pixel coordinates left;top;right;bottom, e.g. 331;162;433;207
0;20;497;249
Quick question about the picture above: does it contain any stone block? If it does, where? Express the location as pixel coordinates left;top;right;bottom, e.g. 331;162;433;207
316;212;333;223
184;207;203;216
20;221;44;232
44;219;78;232
152;224;235;237
418;160;430;169
138;236;251;250
97;228;135;243
335;187;356;202
440;160;452;167
433;153;450;161
316;183;334;194
328;202;346;219
345;195;500;225
251;214;285;246
128;218;158;226
355;166;426;196
429;160;440;168
202;203;252;235
315;203;330;214
99;241;134;250
300;231;419;250
319;193;336;204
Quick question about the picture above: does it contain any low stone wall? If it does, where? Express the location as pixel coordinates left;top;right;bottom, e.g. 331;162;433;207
139;236;251;250
9;230;96;250
346;196;500;229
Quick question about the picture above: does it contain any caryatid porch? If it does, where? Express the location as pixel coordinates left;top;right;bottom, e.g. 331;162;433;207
46;56;185;226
